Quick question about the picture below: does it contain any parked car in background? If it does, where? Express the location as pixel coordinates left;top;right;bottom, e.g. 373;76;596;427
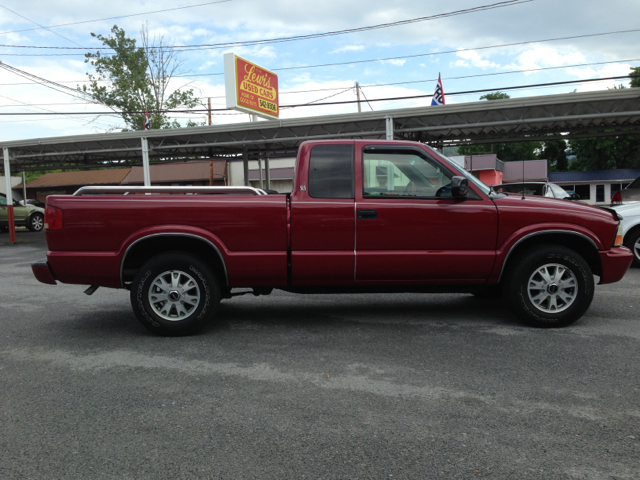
20;198;46;209
611;175;640;205
495;182;581;201
612;201;640;266
0;193;45;232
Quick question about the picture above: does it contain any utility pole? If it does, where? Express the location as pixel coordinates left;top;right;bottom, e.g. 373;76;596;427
355;81;362;113
208;98;212;126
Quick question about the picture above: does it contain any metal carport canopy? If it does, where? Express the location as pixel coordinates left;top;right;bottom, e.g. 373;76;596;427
1;87;639;170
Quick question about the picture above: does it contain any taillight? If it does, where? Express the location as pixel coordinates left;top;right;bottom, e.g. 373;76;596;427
44;205;63;230
611;190;622;205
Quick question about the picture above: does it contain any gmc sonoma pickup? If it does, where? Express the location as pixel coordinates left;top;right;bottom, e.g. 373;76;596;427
32;140;633;335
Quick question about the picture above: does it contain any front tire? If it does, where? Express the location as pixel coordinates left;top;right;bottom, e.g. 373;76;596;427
504;245;594;328
130;252;221;336
623;229;640;267
28;212;44;232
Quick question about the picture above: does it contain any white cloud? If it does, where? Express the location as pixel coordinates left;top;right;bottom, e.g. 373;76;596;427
379;59;406;66
505;46;586;73
330;45;365;54
454;49;499;69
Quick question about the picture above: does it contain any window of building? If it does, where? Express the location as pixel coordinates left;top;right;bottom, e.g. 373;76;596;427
362;150;453;198
575;184;590;200
308;144;354;199
560;184;575;192
595;184;605;203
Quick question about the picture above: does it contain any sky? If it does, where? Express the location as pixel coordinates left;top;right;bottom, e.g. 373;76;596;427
0;0;638;142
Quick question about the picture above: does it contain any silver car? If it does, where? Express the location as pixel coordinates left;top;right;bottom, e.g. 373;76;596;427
0;193;45;232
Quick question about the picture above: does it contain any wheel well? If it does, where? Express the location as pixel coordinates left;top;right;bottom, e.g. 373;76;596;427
121;235;228;287
501;233;602;280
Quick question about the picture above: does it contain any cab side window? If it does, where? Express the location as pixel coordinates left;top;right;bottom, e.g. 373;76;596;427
308;144;355;199
362;150;453;198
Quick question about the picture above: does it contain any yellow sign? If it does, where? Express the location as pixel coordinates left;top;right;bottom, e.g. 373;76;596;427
224;53;279;119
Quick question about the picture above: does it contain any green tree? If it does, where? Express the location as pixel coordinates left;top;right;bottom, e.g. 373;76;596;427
567;77;640;171
458;92;542;161
479;91;510;100
79;24;201;130
631;66;640;88
541;134;568;172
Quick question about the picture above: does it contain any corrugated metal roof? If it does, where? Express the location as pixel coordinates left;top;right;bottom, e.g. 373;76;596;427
121;160;226;184
549;169;640;183
25;168;131;188
249;167;295;181
503;160;548;182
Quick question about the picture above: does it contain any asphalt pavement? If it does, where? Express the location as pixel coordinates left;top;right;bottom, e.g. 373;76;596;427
1;229;639;479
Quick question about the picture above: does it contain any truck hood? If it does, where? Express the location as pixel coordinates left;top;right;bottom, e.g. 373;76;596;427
494;194;615;222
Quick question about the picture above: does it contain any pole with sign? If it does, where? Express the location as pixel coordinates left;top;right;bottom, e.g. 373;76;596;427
224;53;279;120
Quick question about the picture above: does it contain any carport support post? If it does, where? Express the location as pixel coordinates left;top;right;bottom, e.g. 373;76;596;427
22;171;27;205
385;116;394;140
3;148;17;244
141;137;151;186
242;147;249;187
265;157;270;190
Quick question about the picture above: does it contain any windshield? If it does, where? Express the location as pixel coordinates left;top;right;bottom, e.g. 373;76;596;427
424;146;492;196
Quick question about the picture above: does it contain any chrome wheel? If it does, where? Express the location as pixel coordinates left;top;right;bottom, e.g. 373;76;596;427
148;270;201;321
31;214;44;231
634;238;640;262
527;263;578;313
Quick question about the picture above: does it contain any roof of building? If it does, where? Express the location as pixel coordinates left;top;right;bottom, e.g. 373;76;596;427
548;169;640;183
248;167;295;181
121;160;226;185
25;168;131;188
503;160;548;182
462;154;505;172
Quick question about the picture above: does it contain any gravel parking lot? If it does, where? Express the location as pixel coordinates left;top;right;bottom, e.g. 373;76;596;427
1;229;639;479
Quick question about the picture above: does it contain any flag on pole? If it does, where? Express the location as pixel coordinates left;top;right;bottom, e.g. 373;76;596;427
143;109;150;130
431;73;445;106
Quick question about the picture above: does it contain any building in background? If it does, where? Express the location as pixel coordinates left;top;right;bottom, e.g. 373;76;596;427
22;169;132;202
120;160;226;187
227;157;295;192
549;169;640;205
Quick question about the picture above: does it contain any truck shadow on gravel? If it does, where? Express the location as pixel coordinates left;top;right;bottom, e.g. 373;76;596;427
209;293;519;333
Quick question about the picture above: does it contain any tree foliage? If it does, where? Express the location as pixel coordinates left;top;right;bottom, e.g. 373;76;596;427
79;25;201;130
631;66;640;88
566;74;640;171
458;91;543;161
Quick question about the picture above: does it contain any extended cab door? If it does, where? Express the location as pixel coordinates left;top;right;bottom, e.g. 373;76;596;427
290;142;356;285
354;144;498;283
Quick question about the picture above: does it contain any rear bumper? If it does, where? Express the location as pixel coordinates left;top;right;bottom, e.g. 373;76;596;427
598;247;634;284
32;260;57;285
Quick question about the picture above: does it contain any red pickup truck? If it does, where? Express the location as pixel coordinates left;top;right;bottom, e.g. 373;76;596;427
32;140;633;335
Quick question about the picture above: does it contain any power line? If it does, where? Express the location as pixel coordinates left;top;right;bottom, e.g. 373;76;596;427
0;0;534;52
0;75;635;116
0;3;83;47
0;0;233;36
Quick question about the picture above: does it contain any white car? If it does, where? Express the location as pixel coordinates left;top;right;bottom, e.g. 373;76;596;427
612;202;640;267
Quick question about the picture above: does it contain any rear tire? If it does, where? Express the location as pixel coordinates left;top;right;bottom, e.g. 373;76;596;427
130;252;221;336
623;229;640;267
504;244;594;328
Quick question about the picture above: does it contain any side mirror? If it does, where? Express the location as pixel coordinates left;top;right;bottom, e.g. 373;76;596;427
451;176;468;199
571;193;580;200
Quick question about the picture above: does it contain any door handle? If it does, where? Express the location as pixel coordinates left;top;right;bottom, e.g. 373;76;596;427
357;209;377;220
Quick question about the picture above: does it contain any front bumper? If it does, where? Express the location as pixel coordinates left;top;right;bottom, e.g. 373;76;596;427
598;247;633;284
31;260;57;285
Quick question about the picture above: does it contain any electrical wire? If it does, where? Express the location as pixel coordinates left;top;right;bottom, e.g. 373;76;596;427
0;74;635;116
0;0;534;51
0;0;233;36
0;3;82;47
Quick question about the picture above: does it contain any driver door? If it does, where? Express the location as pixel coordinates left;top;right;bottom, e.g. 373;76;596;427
354;145;498;283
